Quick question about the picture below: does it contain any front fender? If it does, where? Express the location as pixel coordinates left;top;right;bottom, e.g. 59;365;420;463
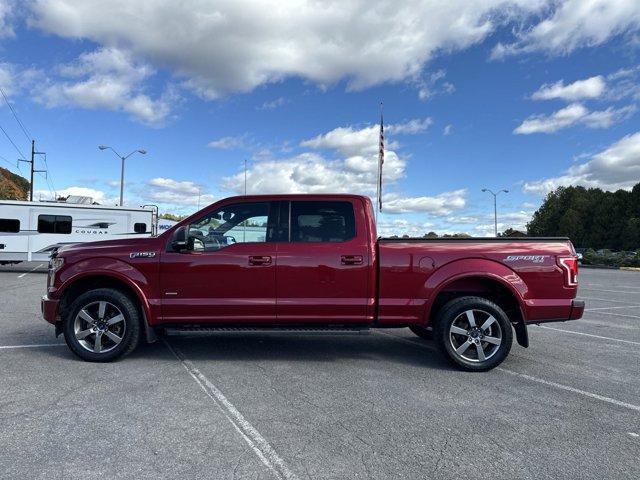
54;257;157;340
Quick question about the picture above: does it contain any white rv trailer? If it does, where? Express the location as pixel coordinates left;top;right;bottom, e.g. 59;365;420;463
0;197;165;264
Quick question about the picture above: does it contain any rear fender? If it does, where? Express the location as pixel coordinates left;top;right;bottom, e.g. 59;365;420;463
423;258;529;345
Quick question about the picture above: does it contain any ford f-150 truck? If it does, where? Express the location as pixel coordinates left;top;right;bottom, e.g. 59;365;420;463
41;194;583;371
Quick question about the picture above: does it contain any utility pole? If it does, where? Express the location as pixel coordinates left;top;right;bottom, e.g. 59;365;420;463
481;188;509;237
18;140;47;201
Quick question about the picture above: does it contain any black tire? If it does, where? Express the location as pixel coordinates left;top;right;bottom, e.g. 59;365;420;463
434;296;513;372
409;325;433;340
63;288;141;362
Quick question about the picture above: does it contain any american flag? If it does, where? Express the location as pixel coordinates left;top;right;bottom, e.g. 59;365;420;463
378;108;384;212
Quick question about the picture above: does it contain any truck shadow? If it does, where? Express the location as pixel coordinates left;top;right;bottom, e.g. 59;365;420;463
133;330;456;371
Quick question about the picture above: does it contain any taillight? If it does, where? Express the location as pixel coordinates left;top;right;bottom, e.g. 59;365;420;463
558;256;578;287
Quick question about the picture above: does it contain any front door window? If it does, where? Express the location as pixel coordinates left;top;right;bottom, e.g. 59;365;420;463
188;202;270;251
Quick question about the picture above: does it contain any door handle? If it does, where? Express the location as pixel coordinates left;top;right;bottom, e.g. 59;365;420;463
341;255;363;265
249;255;272;266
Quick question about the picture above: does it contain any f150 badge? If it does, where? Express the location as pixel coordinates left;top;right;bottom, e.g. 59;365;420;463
504;255;548;263
130;252;156;259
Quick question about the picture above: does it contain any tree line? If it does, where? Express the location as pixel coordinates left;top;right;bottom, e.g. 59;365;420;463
527;183;640;251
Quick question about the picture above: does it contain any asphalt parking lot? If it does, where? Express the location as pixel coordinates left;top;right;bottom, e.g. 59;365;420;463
0;264;638;479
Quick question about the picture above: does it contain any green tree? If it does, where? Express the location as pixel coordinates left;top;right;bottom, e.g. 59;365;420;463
527;182;640;250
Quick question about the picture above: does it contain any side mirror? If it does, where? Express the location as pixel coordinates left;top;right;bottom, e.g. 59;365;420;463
171;226;188;251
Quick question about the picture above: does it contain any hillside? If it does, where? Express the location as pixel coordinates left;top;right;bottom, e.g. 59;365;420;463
0;167;30;200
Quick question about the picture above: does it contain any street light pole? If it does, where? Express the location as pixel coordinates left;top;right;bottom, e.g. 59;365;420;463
98;145;147;206
119;155;125;206
481;188;509;237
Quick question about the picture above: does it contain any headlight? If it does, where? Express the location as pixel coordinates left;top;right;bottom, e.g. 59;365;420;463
50;257;64;271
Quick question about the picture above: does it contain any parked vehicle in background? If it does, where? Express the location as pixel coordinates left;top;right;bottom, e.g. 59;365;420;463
0;196;175;264
41;194;583;371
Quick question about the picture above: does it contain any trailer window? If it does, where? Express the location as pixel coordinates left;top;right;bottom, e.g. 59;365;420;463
38;215;72;234
291;201;355;242
0;219;20;233
134;223;147;233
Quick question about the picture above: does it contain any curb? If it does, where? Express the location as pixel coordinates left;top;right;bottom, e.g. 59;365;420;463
620;267;640;272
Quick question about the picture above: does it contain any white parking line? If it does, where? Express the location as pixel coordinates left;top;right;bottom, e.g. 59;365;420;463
164;340;298;480
497;368;640;413
0;343;64;350
580;287;640;295
586;305;640;311
578;296;637;305
17;264;45;278
582;283;640;291
534;325;640;346
375;330;640;413
586;311;640;320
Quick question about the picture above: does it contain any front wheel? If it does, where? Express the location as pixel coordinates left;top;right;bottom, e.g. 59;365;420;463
435;296;513;371
63;288;141;362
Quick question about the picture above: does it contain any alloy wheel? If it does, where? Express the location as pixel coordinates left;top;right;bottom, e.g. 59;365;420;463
73;301;126;354
448;309;503;363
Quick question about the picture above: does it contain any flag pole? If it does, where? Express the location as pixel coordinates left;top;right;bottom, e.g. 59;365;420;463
376;101;384;223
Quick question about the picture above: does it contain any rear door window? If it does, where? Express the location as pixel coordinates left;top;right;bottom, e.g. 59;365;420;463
290;201;356;242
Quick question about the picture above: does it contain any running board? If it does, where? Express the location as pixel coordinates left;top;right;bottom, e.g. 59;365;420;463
164;326;371;336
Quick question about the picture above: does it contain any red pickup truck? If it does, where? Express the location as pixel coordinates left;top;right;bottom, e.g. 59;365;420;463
41;194;583;371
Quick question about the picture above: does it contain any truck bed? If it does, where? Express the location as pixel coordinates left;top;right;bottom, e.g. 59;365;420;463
376;236;579;326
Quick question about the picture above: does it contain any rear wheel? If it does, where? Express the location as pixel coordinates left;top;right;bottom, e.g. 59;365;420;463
63;288;141;362
435;296;512;371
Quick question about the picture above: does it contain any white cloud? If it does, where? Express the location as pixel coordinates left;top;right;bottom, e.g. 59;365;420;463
35;47;176;126
144;177;216;208
0;0;14;38
492;0;640;58
220;120;466;216
523;131;640;194
383;190;466;215
376;219;435;237
514;103;635;134
28;0;554;98
0;62;15;94
417;69;455;101
387;118;434;135
443;124;453;136
34;186;118;205
0;62;42;97
531;75;606;101
258;97;286;110
207;136;247;150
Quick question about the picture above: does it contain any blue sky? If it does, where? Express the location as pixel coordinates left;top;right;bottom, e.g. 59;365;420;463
1;0;639;236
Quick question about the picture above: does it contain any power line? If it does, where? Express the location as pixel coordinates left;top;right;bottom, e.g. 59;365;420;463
41;154;57;198
0;122;27;159
0;86;32;143
38;156;56;199
0;90;58;200
0;152;16;169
